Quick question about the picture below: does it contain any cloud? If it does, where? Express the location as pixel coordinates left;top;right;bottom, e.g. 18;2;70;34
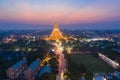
0;0;120;24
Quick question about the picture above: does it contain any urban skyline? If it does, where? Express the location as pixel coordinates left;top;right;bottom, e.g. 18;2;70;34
0;1;120;80
0;23;120;80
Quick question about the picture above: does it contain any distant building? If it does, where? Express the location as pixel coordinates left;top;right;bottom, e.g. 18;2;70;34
114;71;120;79
24;58;41;80
6;58;27;79
94;71;120;80
79;77;86;80
94;75;106;80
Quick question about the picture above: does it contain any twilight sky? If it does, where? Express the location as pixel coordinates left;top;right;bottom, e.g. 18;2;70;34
0;0;120;30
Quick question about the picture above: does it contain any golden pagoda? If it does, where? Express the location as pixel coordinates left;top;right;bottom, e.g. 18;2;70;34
46;23;66;41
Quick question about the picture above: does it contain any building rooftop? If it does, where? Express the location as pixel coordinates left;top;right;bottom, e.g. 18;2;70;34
38;66;52;77
95;75;105;80
28;59;40;71
12;59;26;70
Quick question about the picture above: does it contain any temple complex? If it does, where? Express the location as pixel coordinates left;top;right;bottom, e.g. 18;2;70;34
46;23;66;41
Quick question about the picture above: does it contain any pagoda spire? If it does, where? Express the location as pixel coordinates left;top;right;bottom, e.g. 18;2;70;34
54;22;58;28
46;23;66;41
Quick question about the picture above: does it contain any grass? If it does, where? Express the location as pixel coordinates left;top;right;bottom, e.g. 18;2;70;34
68;54;114;80
70;54;114;72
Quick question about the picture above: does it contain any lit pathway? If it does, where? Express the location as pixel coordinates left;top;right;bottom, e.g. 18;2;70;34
55;42;66;80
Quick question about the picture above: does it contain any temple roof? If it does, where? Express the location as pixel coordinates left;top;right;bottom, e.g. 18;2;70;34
46;23;66;41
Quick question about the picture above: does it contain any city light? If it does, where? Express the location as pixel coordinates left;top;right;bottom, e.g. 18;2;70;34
0;1;120;79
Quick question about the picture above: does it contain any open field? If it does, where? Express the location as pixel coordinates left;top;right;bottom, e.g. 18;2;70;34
70;54;114;72
68;54;114;80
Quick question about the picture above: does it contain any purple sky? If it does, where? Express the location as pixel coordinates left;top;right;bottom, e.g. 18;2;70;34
0;0;120;30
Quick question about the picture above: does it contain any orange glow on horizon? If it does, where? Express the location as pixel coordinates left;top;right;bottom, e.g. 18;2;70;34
0;0;120;24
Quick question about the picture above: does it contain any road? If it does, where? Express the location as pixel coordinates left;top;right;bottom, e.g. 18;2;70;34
56;42;66;80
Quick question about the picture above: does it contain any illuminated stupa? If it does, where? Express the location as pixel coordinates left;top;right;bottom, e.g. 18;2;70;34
46;23;66;41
